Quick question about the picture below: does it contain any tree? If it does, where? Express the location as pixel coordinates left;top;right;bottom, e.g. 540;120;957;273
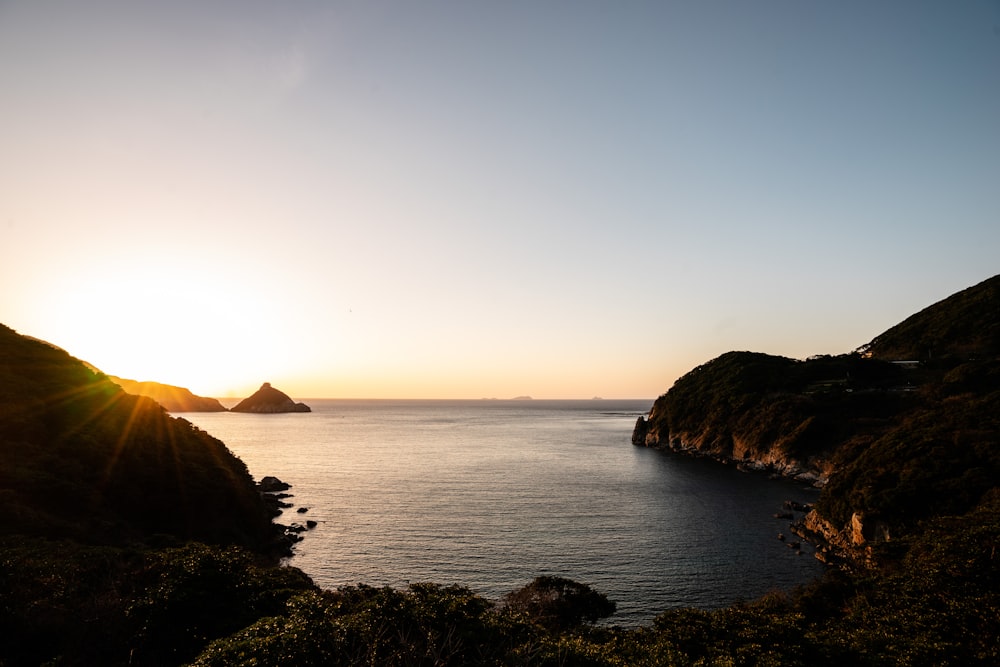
501;576;616;631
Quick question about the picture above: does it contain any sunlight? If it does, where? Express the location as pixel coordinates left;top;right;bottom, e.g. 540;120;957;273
45;263;292;398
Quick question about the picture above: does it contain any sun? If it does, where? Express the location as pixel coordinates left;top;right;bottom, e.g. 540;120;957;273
40;261;292;398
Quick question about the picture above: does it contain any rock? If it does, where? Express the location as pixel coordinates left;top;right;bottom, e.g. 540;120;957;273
231;383;311;414
296;507;309;514
259;476;291;493
306;520;317;529
631;416;648;446
850;512;891;546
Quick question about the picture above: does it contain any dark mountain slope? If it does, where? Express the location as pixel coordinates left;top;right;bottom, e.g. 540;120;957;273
0;324;279;550
636;274;1000;564
863;273;1000;362
0;324;315;665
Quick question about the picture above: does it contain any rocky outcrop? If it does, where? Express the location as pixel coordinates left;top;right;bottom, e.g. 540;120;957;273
632;416;832;486
791;509;890;568
259;476;292;493
631;416;648;445
110;376;228;412
231;383;311;413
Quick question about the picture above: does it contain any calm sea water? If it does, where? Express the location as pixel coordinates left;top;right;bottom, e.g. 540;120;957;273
180;399;824;625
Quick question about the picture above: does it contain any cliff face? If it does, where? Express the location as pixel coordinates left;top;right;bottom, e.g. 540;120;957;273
109;376;228;412
231;382;311;413
635;351;907;486
636;274;1000;567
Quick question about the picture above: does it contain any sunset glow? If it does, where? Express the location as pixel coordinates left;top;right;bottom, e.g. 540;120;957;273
2;2;997;399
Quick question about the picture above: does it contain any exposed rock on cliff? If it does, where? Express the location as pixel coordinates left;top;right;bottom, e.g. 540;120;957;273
110;376;228;412
231;382;311;413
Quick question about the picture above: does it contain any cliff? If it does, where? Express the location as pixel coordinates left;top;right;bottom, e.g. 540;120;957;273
635;274;1000;566
109;376;228;412
230;382;311;413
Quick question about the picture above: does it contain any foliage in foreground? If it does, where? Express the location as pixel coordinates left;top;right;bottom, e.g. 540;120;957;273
196;492;999;667
4;495;998;667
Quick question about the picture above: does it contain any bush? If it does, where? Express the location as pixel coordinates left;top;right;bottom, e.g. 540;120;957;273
502;576;616;631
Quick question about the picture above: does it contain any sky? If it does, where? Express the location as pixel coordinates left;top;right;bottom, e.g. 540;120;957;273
1;1;998;400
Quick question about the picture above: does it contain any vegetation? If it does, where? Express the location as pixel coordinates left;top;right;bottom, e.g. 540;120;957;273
863;273;1000;362
501;576;616;632
1;274;999;665
644;350;910;464
0;324;281;551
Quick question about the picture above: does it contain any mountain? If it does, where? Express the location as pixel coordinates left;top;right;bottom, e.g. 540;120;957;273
230;382;311;413
634;274;1000;565
863;273;1000;362
0;324;282;549
0;324;314;665
109;376;228;412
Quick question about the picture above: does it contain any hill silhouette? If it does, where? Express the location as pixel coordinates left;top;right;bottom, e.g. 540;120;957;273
636;274;1000;565
0;324;279;549
230;382;311;413
109;376;228;412
863;273;1000;362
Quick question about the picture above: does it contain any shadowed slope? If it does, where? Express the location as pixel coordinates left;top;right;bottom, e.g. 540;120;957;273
0;324;281;550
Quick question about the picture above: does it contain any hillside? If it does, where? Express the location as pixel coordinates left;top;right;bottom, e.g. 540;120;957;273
0;324;280;548
109;376;228;412
635;274;1000;565
863;273;1000;362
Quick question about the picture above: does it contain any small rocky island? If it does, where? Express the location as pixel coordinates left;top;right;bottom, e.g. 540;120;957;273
230;382;311;413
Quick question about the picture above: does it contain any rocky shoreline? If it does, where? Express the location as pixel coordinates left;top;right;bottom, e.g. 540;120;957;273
632;416;883;568
632;416;831;487
257;475;317;553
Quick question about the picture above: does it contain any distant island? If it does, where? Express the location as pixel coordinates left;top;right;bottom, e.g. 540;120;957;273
512;395;533;400
230;382;311;413
109;376;228;412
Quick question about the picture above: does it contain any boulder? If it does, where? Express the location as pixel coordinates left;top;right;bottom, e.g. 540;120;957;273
259;476;291;493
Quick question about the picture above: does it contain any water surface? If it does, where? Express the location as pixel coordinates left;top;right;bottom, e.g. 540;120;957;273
182;399;823;625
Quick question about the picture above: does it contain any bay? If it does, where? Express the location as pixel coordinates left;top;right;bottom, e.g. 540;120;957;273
180;399;825;625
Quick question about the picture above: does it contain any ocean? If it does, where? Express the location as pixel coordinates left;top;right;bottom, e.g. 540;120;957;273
180;399;825;625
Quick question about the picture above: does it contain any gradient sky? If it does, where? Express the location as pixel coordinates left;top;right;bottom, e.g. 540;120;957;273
1;1;998;399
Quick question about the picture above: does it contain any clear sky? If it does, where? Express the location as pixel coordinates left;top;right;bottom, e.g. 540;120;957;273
1;1;998;400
